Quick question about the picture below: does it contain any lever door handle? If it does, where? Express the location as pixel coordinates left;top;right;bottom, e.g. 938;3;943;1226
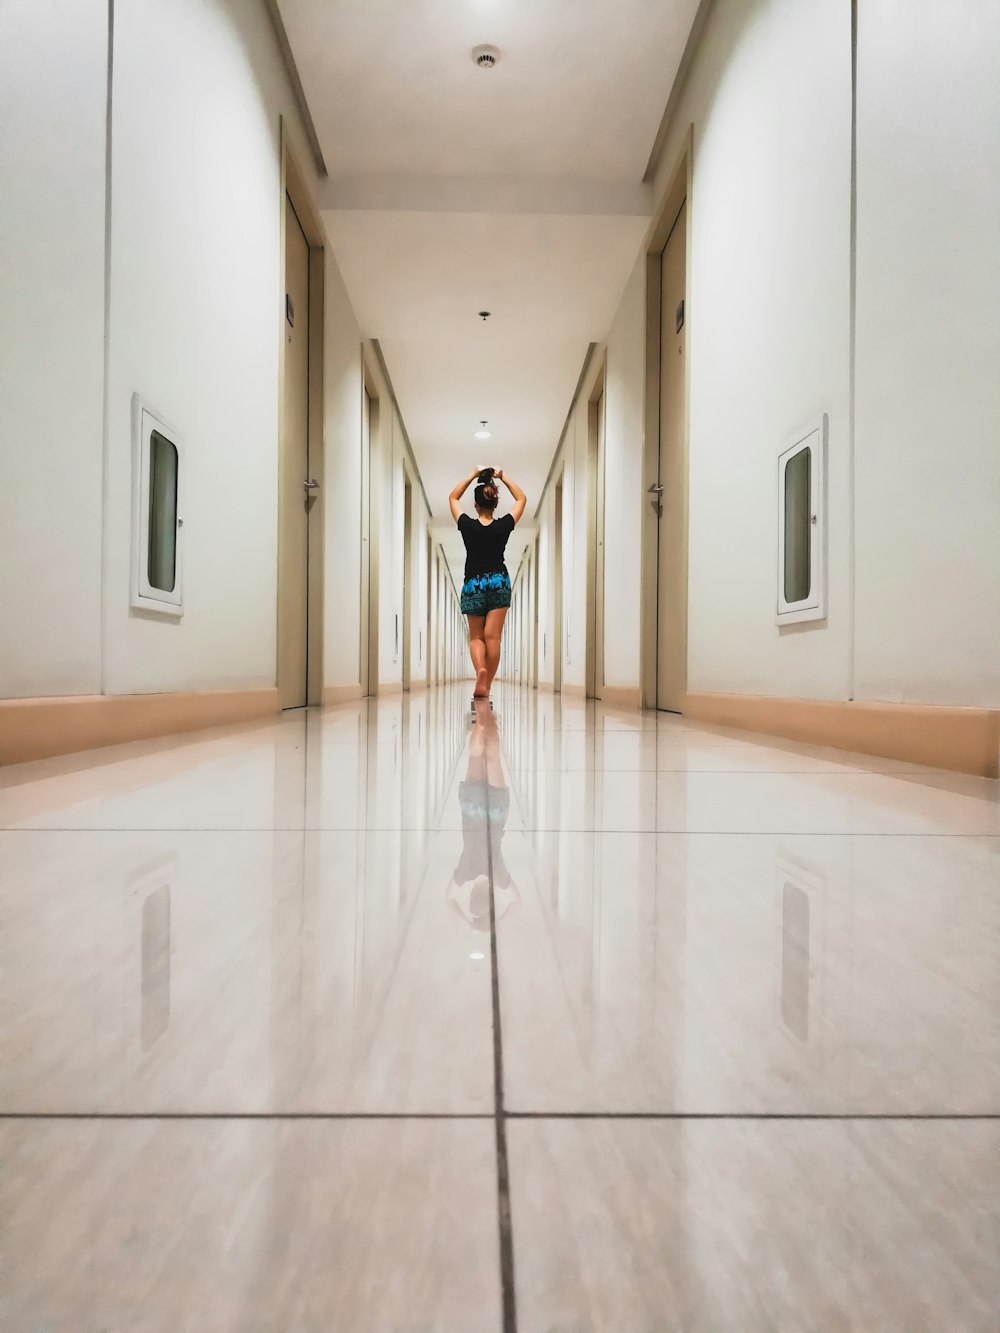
647;482;664;495
304;478;320;492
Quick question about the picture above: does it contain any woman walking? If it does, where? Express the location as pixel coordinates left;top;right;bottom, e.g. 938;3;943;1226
449;465;527;700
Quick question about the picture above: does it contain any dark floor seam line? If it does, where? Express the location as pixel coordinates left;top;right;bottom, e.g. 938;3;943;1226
503;1112;1000;1122
485;753;518;1333
4;1111;996;1123
0;1111;496;1121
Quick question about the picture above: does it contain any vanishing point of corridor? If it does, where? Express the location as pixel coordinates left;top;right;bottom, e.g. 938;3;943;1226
2;686;997;1328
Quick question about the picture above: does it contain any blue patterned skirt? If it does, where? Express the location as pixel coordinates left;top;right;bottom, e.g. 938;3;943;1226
460;571;512;616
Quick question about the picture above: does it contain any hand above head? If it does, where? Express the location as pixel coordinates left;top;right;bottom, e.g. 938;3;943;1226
493;468;504;481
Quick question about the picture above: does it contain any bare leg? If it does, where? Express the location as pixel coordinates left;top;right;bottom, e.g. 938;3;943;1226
484;607;508;692
467;615;488;697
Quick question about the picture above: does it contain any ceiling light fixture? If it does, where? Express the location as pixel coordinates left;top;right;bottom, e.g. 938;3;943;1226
471;45;500;69
474;420;492;440
478;310;491;321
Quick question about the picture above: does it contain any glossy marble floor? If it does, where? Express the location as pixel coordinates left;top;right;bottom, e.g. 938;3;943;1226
2;684;998;1330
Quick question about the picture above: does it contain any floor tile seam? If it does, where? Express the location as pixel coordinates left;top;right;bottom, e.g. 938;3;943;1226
0;1111;498;1121
484;766;518;1333
0;825;464;834
501;1111;1000;1122
4;1111;997;1122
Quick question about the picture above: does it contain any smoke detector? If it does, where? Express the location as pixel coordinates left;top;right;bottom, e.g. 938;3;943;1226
472;45;501;69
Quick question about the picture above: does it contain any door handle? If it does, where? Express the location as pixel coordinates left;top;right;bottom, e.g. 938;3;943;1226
303;478;319;493
647;483;664;495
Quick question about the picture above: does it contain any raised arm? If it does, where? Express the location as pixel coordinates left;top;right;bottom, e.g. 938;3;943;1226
449;467;482;523
495;470;527;524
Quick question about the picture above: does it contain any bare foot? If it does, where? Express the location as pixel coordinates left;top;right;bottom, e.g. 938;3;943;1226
473;667;489;698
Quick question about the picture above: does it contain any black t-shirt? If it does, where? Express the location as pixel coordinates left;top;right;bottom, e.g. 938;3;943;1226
458;512;515;580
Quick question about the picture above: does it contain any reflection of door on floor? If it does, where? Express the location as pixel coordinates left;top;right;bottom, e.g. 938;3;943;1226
553;476;564;693
361;385;379;696
278;192;311;709
402;479;413;690
656;198;688;713
425;533;433;685
588;389;606;700
533;535;540;688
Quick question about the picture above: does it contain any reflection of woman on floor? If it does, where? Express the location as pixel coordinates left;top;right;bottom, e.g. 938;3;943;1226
446;702;520;932
449;466;527;699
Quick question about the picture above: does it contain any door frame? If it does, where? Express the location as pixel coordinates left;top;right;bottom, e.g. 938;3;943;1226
277;126;325;706
586;361;608;700
640;129;693;712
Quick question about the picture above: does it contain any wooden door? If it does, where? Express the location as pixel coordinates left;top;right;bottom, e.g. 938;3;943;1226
278;193;310;709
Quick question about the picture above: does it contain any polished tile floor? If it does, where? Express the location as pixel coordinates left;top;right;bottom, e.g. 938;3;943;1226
1;684;998;1330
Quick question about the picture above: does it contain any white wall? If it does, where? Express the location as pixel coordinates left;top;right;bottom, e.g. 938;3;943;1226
103;0;319;695
2;0;397;707
658;0;852;700
0;0;108;698
541;0;998;711
853;0;1000;707
538;0;851;702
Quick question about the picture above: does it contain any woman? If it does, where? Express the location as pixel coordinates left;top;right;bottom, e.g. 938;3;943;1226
449;465;527;699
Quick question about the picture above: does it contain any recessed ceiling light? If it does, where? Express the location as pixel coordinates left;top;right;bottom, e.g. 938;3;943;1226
469;951;487;961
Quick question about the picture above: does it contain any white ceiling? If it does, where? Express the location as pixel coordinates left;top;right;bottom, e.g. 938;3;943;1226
277;0;701;522
321;210;649;507
278;0;700;181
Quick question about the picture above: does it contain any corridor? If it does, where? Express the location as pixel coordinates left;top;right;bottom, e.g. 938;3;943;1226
3;0;1000;1326
2;687;997;1328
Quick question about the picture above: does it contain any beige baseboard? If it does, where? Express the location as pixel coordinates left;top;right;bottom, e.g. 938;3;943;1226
561;682;587;698
0;688;280;767
684;691;1000;778
599;685;642;709
322;683;363;705
373;680;404;696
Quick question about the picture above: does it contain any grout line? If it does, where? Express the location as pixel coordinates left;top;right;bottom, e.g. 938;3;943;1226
504;1111;1000;1122
3;1111;995;1123
0;1112;495;1122
485;755;518;1333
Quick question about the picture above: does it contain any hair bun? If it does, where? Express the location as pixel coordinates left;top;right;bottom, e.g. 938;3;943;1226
477;467;495;484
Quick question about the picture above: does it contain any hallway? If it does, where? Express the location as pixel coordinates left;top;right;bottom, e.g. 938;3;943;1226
2;688;997;1328
3;0;1000;1326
